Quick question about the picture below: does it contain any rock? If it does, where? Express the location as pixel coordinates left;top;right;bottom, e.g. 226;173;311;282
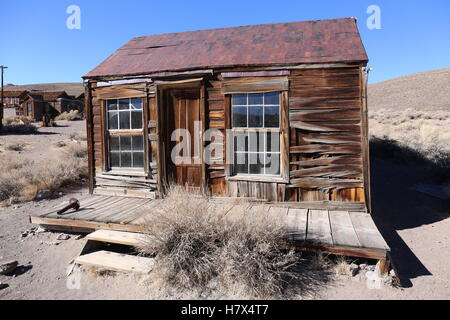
20;231;29;238
74;234;84;240
366;270;383;289
35;226;47;234
348;263;360;277
359;263;368;270
57;233;70;240
0;282;9;290
389;269;396;277
0;260;18;275
35;189;52;201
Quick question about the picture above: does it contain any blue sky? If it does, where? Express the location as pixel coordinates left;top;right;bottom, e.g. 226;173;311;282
0;0;449;84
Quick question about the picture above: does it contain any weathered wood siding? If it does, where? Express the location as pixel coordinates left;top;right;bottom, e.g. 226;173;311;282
87;82;157;198
86;65;367;206
287;67;365;202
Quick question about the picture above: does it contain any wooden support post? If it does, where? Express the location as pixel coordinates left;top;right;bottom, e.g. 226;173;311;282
376;258;390;276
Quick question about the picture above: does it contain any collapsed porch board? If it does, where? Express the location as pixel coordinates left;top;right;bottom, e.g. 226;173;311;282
30;195;389;261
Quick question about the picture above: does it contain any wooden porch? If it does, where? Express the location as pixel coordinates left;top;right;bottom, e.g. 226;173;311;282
30;195;389;261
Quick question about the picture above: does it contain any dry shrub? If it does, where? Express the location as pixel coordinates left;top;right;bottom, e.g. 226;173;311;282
369;109;450;168
0;143;88;203
333;256;350;276
62;143;88;160
138;186;299;298
5;142;26;151
55;110;82;121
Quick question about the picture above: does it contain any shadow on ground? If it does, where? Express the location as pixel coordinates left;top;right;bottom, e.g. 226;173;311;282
370;138;449;288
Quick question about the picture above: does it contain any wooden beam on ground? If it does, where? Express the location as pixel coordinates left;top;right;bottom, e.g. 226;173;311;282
75;251;154;274
86;230;147;247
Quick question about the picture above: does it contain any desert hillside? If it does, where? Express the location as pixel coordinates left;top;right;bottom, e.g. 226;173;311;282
368;68;450;111
4;82;84;97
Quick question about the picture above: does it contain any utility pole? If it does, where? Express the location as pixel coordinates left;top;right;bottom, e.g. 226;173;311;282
0;65;7;130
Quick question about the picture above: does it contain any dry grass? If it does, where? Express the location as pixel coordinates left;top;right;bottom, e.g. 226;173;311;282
55;110;83;121
369;109;450;169
1;116;37;134
0;142;88;203
138;186;300;299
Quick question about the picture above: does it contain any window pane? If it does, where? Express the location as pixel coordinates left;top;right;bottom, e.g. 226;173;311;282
108;111;119;130
249;153;264;174
130;98;142;110
109;136;120;151
132;135;144;151
266;132;280;152
132;152;144;168
232;94;247;105
110;152;120;167
131;111;142;129
120;136;132;151
234;152;248;175
119;111;131;129
264;92;280;105
264;106;279;128
232;107;247;127
121;152;132;167
265;153;280;175
248;106;263;127
119;98;129;110
248;131;263;152
248;93;263;105
107;100;118;111
233;132;247;152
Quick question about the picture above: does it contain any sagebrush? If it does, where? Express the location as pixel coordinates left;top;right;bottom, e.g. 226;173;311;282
0;142;88;203
138;186;300;298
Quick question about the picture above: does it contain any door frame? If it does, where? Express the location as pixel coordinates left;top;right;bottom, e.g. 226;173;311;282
156;78;206;195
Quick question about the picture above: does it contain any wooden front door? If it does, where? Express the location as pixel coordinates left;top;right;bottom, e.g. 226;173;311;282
165;88;203;189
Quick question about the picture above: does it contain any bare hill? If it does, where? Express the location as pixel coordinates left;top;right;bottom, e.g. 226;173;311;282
3;82;84;97
368;68;450;111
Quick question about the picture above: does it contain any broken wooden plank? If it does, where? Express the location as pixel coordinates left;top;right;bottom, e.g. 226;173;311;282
75;250;154;274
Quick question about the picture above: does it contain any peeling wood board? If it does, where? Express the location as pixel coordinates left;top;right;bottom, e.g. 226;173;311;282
306;210;333;245
349;212;389;250
86;230;147;247
328;210;361;247
75;250;154;274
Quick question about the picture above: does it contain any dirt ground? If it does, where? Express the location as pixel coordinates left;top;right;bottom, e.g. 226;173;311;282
0;119;449;300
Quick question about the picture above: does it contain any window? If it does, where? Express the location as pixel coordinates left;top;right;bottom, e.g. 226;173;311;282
106;98;144;169
231;92;281;176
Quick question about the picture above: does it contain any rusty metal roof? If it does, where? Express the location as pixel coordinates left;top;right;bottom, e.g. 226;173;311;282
85;18;368;79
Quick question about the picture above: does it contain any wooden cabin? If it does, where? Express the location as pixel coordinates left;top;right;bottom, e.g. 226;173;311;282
2;90;29;108
18;90;83;120
83;18;372;213
31;18;393;269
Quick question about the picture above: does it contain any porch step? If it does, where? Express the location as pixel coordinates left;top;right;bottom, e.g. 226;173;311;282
86;229;147;247
74;250;154;274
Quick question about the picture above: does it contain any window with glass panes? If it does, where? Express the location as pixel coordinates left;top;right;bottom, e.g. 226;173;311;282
106;98;144;168
231;92;281;176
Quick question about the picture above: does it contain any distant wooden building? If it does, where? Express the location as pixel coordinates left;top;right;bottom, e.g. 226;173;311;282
17;90;84;120
2;90;29;108
83;18;372;212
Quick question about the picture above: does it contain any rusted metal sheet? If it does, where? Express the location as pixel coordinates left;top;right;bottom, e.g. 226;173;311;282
85;18;368;78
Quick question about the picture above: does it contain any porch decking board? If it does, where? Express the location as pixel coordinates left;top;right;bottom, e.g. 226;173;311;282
87;197;147;222
306;209;333;245
329;210;361;248
285;208;308;242
30;195;389;260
